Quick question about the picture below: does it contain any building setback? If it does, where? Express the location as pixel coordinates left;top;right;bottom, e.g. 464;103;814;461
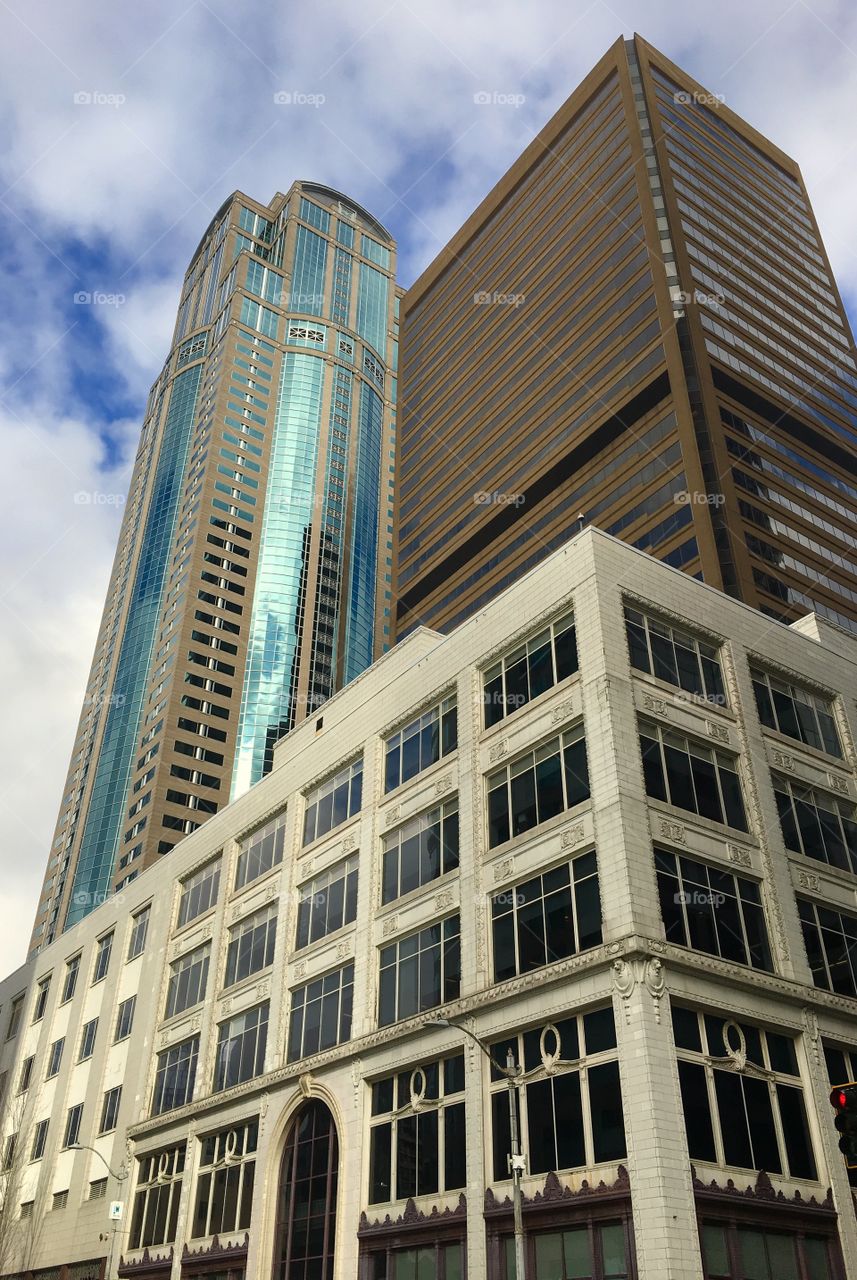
393;34;857;641
30;182;399;953
2;529;857;1279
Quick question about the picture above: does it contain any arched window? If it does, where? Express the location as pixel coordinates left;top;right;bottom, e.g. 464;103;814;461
274;1100;339;1279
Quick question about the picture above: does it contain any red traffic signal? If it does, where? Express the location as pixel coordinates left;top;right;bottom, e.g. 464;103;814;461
829;1083;857;1169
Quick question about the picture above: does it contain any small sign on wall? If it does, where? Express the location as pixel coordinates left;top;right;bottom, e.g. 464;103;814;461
109;1201;123;1220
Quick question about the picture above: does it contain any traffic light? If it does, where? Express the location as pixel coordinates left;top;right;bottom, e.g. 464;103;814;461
829;1084;857;1168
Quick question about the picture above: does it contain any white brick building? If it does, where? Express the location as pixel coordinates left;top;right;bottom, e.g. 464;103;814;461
2;527;857;1280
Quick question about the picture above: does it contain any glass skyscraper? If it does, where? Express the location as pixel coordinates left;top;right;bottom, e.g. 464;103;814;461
32;182;398;950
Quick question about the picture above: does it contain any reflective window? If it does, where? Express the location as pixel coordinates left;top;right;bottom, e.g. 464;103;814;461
62;1103;83;1149
32;977;50;1022
625;607;725;703
152;1037;198;1115
288;964;354;1062
492;852;602;982
503;1222;630;1279
177;858;221;928
378;918;460;1027
225;903;277;987
191;1118;257;1238
45;1037;64;1079
127;905;150;960
165;943;210;1019
235;815;285;889
639;721;747;830
303;759;363;845
99;1086;121;1135
213;1002;268;1091
114;995;136;1042
656;849;771;970
78;1018;97;1062
385;697;457;792
700;1222;834;1280
382;801;458;905
484;613;578;728
129;1143;186;1249
369;1052;465;1204
798;898;857;996
751;668;840;756
488;726;590;848
295;856;358;949
773;776;857;875
60;956;80;1004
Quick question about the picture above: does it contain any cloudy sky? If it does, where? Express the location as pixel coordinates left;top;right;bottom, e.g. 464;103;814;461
0;0;855;977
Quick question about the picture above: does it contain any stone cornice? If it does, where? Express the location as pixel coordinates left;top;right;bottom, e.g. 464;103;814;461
359;1192;466;1235
484;1167;631;1214
691;1167;835;1214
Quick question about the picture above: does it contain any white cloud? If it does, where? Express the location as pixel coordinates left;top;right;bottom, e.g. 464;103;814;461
0;0;855;972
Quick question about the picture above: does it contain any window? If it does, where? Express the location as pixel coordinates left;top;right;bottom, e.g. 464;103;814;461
177;857;221;928
751;667;841;756
288;963;354;1061
369;1052;465;1203
165;943;211;1019
114;995;136;1041
99;1086;122;1135
30;1119;48;1161
225;903;277;986
773;775;857;875
639;721;748;830
625;606;725;703
19;1201;34;1220
191;1118;257;1238
127;905;150;960
33;977;51;1022
6;995;23;1039
503;1221;631;1279
798;898;857;996
89;1178;108;1201
381;801;458;905
366;1243;464;1278
79;1018;98;1062
46;1037;64;1079
213;1002;268;1091
3;1134;17;1170
18;1056;34;1093
700;1221;835;1279
484;612;579;728
152;1037;199;1115
656;849;772;970
129;1144;186;1249
672;1004;817;1179
303;759;363;844
378;918;460;1027
385;698;457;792
61;955;80;1004
62;1103;83;1149
492;851;602;982
488;726;590;848
235;815;285;889
52;1190;68;1211
490;1008;626;1180
295;856;358;948
92;933;113;983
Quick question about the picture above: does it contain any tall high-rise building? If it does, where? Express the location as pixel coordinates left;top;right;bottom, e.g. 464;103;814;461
393;34;857;640
32;182;398;951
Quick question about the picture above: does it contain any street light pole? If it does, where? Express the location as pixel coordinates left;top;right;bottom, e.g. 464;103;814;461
69;1144;127;1280
428;1018;528;1279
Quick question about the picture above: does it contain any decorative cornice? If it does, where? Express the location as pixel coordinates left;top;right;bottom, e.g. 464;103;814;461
485;1166;631;1213
359;1192;467;1233
181;1232;249;1263
690;1166;834;1212
117;1246;173;1276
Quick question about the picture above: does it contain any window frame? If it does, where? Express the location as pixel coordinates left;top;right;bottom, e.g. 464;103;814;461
60;955;81;1005
190;1118;258;1239
224;902;278;987
491;850;603;983
287;962;354;1062
114;995;137;1042
213;1001;269;1092
92;932;114;984
487;724;591;849
295;854;358;949
378;916;461;1028
151;1036;199;1116
750;665;841;757
302;758;364;846
624;604;726;705
127;904;151;961
368;1051;466;1205
381;800;459;906
99;1085;122;1135
655;847;773;972
639;720;748;831
384;695;458;793
164;942;211;1020
234;815;286;890
483;611;579;729
177;857;221;930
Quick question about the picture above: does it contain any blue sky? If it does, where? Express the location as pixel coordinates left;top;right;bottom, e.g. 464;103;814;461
1;0;856;974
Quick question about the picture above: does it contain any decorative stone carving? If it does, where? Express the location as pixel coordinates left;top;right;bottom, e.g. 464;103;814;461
802;1007;821;1067
642;693;667;716
796;869;820;892
435;889;455;910
493;858;514;882
256;979;270;1000
189;1012;202;1032
706;720;729;743
335;941;351;961
551;699;576;725
644;957;666;1023
385;806;400;827
230;902;244;922
359;1193;467;1232
342;832;358;853
488;740;508;763
351;1058;363;1110
659;819;686;845
772;749;795;771
298;1073;313;1097
726;844;752;868
220;997;232;1017
611;959;636;1024
561;823;585;849
828;773;849;795
294;961;307;981
435;775;454;795
382;915;399;938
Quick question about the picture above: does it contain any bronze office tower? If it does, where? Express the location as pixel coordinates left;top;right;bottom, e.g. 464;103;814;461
30;182;398;954
394;35;857;641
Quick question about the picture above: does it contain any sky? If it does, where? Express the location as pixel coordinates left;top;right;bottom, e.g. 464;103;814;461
0;0;855;977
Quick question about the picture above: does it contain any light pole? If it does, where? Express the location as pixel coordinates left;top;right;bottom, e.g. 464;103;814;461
428;1017;528;1280
69;1144;127;1280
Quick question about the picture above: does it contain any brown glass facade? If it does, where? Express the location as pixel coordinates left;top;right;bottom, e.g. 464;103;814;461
393;36;857;641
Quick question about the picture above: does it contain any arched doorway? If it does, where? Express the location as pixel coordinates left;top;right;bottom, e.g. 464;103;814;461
273;1099;339;1279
